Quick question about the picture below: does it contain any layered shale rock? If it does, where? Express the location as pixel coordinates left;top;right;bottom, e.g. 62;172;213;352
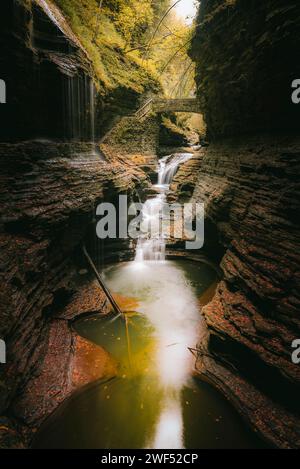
100;113;191;182
158;116;190;155
168;151;204;203
190;0;300;139
0;142;147;447
190;0;300;448
100;115;160;182
192;136;300;447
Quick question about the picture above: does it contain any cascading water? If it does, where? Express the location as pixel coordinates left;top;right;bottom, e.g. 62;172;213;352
134;153;193;263
65;75;100;157
158;153;193;186
90;80;96;155
34;148;263;449
133;152;195;448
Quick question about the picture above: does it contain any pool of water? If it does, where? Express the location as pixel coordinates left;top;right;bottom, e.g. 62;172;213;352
33;260;266;449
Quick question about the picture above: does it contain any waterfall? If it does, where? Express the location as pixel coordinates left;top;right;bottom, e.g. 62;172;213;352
134;153;192;263
158;153;193;186
90;81;95;145
89;80;98;156
65;75;96;151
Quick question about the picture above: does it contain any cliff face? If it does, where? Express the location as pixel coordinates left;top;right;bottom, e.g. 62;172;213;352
190;0;300;448
190;0;300;139
0;0;94;142
0;0;149;447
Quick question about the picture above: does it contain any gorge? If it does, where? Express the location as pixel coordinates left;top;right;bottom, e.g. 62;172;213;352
0;0;300;450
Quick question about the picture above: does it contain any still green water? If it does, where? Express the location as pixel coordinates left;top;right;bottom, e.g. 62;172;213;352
33;260;266;449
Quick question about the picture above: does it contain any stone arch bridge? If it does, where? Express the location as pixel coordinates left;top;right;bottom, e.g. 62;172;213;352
135;98;201;119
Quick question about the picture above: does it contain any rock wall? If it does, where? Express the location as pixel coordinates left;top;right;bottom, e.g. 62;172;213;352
0;0;95;142
100;113;190;183
190;0;300;139
190;0;300;448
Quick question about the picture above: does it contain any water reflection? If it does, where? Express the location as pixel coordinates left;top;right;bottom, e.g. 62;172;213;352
33;260;266;449
149;393;183;449
102;260;207;448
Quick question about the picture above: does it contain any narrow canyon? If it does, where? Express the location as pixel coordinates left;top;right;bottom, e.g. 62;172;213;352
0;0;300;450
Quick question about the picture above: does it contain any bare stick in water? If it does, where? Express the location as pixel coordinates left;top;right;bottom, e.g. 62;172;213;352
82;244;133;372
82;244;124;320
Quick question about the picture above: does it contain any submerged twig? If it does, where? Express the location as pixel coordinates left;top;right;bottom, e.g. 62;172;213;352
82;244;124;320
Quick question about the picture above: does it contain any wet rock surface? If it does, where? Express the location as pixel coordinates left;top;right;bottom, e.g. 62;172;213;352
100;115;160;183
192;136;300;447
168;150;204;202
12;320;116;444
0;140;147;446
195;354;300;449
188;0;300;448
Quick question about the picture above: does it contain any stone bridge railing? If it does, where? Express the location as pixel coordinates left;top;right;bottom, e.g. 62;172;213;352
135;98;201;119
153;98;200;114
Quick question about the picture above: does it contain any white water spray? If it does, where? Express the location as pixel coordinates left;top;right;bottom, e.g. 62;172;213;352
158;153;193;186
134;153;192;263
132;152;194;448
